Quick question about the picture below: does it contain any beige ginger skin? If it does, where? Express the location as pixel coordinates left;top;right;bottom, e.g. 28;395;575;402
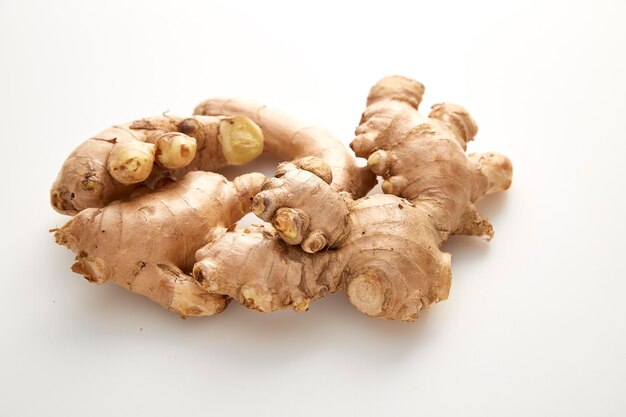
54;171;265;317
193;76;512;321
51;114;264;215
352;76;512;239
193;162;452;320
52;76;512;321
52;104;373;316
194;98;376;198
52;100;375;216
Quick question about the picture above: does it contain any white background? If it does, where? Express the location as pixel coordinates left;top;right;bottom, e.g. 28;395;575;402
1;1;625;416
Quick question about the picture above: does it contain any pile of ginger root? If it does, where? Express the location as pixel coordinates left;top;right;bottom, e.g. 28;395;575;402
51;76;512;321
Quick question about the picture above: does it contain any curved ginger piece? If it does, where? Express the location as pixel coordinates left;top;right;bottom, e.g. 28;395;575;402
194;74;513;321
51;114;264;215
194;98;376;198
54;171;265;317
352;75;513;239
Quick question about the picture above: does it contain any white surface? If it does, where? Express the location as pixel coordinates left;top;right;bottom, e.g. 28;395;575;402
1;1;625;416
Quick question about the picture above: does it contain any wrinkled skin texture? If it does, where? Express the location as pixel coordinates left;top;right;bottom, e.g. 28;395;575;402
51;115;264;215
53;76;512;321
53;101;374;317
352;76;513;239
194;164;451;321
194;98;376;198
193;76;512;321
54;171;265;317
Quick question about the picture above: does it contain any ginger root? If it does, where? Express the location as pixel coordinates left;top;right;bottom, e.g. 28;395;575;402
352;76;512;239
52;100;374;215
54;171;265;317
51;115;264;215
52;103;372;316
193;161;452;320
52;76;512;322
193;76;512;321
194;98;376;198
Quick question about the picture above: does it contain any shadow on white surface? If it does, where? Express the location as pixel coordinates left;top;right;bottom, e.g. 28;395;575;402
475;189;509;217
46;213;439;370
443;191;511;263
47;259;475;367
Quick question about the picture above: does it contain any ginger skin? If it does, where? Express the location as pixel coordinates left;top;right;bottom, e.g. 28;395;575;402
352;76;512;239
54;171;265;317
52;102;373;316
193;76;512;321
51;115;264;215
194;163;450;320
52;76;512;321
194;98;376;198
